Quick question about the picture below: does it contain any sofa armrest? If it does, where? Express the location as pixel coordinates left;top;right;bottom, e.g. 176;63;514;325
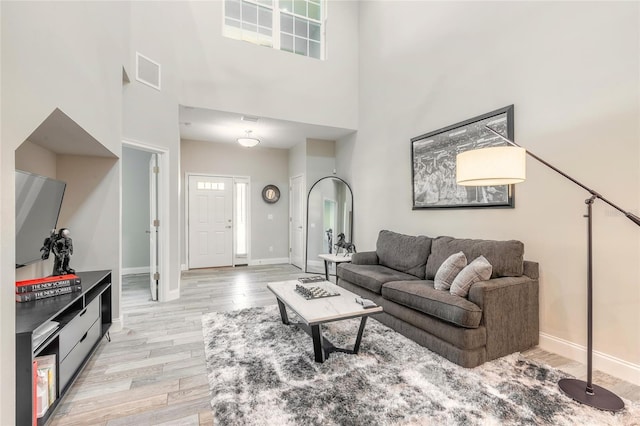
351;251;379;265
523;260;539;280
468;276;539;360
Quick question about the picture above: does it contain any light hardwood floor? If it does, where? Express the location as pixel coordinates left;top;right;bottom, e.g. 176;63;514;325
50;264;639;425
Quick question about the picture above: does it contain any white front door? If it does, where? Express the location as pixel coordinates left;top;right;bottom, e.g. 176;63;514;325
188;175;233;269
149;154;159;300
290;175;304;269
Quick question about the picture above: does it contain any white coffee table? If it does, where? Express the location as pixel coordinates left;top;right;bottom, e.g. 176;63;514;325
267;280;383;363
318;253;353;281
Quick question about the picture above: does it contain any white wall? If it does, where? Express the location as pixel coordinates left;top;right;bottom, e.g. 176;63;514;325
351;1;640;381
181;139;290;263
1;2;129;423
127;1;359;130
122;147;152;271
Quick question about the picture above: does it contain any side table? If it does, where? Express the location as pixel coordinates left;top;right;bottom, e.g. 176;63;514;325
318;253;353;282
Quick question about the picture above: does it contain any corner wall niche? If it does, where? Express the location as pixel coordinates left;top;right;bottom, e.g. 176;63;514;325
15;107;119;282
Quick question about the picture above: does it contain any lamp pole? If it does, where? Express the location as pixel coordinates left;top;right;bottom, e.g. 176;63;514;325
484;125;639;412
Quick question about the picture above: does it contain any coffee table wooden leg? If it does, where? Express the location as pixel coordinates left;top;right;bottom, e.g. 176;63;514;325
353;316;368;354
277;299;289;325
311;324;325;363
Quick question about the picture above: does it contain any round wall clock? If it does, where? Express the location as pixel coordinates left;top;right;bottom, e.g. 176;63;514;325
262;184;280;204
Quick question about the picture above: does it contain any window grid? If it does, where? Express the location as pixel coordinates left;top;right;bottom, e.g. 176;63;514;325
224;0;324;60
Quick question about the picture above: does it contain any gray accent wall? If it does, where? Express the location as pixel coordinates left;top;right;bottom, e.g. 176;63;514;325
122;147;152;270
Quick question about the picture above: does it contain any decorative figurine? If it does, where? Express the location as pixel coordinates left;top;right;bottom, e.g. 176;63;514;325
326;228;333;254
334;233;356;256
49;228;75;275
40;229;56;260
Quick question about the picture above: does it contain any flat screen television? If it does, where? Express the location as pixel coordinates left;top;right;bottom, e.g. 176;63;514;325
15;170;67;268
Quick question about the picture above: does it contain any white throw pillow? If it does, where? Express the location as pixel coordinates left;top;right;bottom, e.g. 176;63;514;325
434;251;467;291
450;255;492;297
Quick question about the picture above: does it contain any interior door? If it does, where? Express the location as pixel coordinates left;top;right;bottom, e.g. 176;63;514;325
188;175;233;269
290;175;304;269
149;153;159;301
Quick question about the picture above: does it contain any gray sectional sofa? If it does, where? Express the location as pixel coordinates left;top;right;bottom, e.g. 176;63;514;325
336;230;539;368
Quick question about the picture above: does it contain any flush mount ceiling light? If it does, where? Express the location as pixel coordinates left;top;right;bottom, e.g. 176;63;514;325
237;130;260;148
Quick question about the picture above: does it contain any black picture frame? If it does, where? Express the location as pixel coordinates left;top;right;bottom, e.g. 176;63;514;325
411;105;515;209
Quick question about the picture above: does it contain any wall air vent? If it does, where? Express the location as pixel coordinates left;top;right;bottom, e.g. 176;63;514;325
136;52;161;91
241;115;260;123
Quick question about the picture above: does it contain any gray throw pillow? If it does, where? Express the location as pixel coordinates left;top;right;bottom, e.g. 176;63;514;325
434;251;467;291
450;255;492;298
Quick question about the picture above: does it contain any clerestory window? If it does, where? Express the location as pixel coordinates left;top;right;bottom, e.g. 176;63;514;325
223;0;325;60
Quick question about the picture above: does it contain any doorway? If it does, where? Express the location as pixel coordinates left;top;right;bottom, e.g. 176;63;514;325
121;141;169;302
290;174;304;269
187;174;250;269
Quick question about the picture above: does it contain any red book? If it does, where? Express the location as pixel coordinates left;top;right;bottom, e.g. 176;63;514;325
16;274;81;293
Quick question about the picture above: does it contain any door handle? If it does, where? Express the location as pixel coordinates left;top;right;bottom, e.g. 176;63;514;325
225;225;232;229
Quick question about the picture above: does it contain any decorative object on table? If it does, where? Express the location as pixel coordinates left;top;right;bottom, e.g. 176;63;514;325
40;228;75;275
294;284;340;300
261;184;280;203
411;105;515;209
355;297;377;308
297;276;326;284
202;306;640;425
326;228;333;254
456;123;640;412
334;232;356;255
15;273;82;302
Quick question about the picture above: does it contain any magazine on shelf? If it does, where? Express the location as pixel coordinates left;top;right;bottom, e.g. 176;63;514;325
32;321;59;350
34;354;56;415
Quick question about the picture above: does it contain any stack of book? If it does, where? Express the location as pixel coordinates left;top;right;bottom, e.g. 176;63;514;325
15;274;82;303
33;354;56;420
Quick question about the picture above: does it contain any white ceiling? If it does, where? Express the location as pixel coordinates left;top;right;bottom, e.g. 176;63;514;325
179;105;356;149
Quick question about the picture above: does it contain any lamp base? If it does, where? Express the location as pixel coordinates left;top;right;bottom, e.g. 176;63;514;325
558;378;625;412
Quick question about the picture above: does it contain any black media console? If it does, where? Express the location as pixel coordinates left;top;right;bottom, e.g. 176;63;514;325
16;270;112;425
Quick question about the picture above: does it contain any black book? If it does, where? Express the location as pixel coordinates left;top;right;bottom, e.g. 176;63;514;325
16;284;83;303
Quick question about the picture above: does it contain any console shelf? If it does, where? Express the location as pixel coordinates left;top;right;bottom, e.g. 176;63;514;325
16;270;112;426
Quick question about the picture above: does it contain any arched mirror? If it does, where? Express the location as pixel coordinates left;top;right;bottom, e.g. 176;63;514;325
305;176;353;275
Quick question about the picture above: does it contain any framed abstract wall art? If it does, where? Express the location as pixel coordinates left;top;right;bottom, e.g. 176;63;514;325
411;105;515;209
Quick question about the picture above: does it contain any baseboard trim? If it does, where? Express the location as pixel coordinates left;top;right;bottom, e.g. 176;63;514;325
122;266;150;275
539;332;640;386
248;257;290;266
111;316;123;332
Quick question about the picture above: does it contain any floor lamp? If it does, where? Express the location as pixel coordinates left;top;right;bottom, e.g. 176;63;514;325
456;125;640;412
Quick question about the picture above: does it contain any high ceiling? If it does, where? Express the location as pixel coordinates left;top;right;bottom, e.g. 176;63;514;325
178;105;356;149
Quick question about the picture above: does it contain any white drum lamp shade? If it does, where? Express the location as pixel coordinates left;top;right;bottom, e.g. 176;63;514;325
456;146;527;186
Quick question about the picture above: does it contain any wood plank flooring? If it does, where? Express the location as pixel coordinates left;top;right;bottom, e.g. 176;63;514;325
50;264;639;425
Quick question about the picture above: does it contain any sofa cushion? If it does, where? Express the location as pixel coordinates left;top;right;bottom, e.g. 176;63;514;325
376;230;432;279
450;255;493;298
426;236;524;279
337;263;420;294
434;251;467;291
382;280;483;328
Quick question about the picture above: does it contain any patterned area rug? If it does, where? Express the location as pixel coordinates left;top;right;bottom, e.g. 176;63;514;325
202;306;639;425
